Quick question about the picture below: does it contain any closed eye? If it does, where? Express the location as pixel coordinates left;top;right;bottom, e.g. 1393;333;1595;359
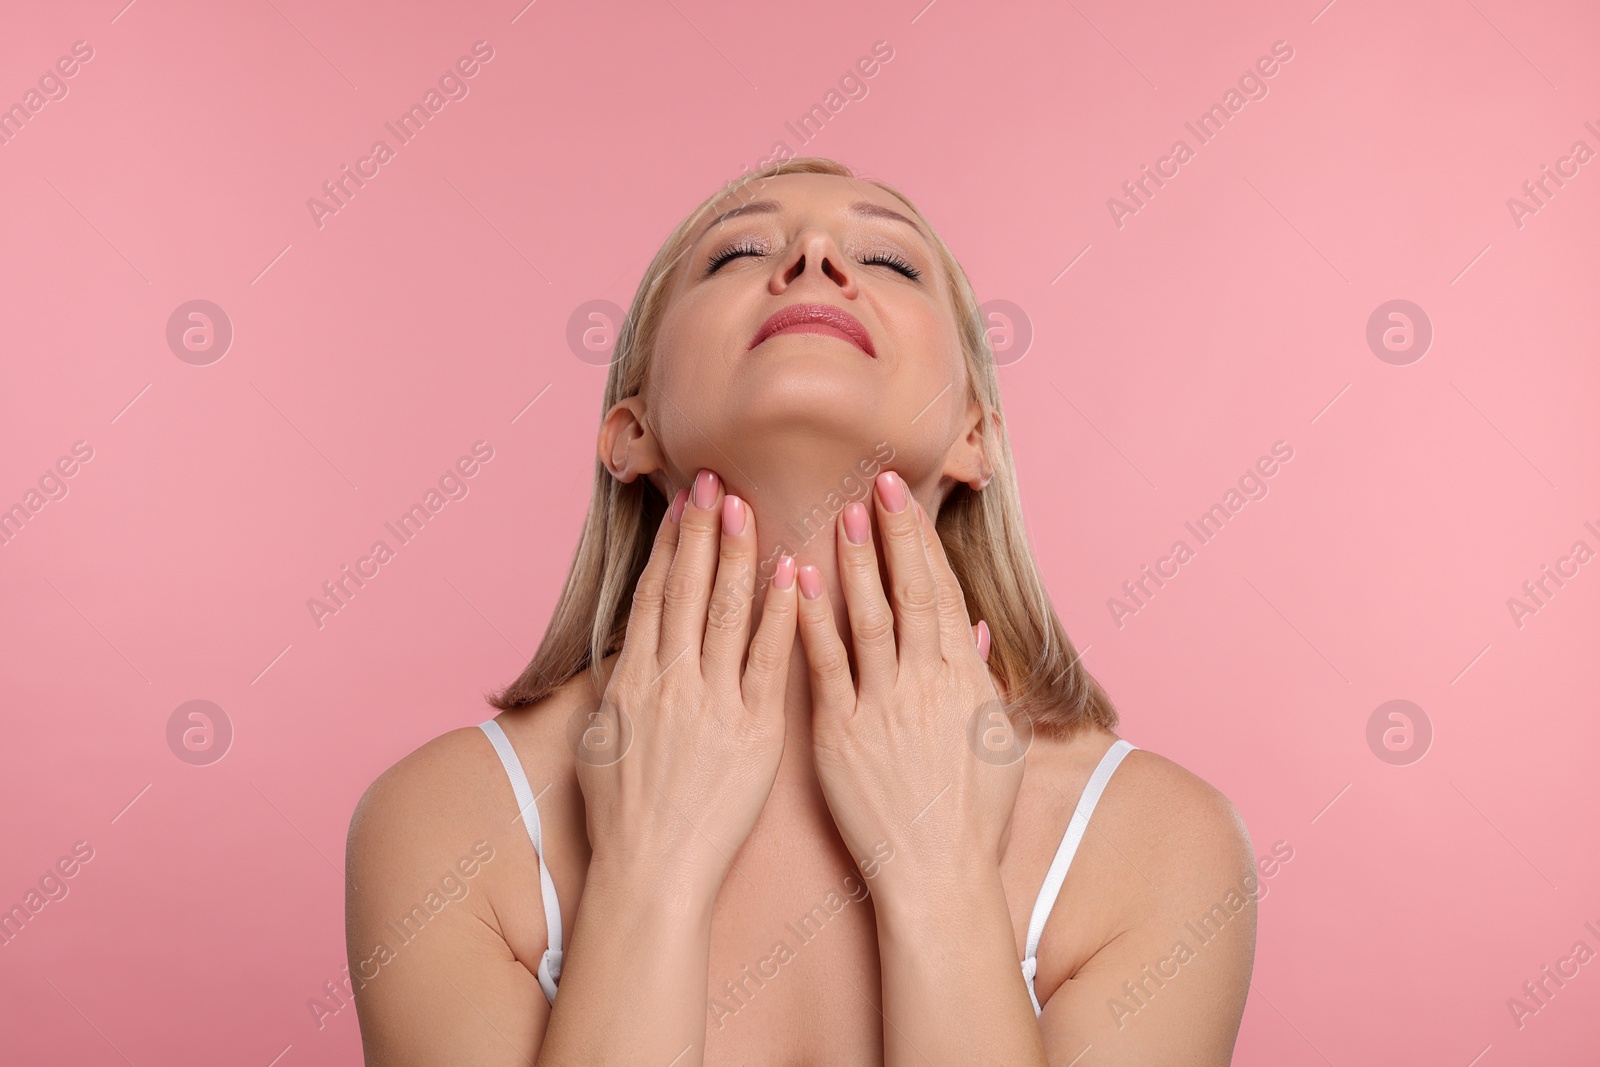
704;241;923;281
704;239;766;274
860;251;922;280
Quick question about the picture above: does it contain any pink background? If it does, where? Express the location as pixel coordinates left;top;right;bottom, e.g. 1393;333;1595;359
3;0;1598;1063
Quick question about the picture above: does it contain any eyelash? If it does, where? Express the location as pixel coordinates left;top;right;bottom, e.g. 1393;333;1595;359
704;240;923;280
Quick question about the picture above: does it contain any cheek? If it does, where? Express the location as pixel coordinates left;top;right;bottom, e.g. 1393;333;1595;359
642;313;735;456
883;298;965;383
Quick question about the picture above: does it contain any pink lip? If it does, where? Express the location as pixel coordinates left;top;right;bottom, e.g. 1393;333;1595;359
748;303;876;358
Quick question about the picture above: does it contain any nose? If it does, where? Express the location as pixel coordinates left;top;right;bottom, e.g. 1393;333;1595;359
771;228;858;297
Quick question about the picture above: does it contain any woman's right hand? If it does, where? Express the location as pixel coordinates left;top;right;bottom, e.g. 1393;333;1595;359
576;468;799;909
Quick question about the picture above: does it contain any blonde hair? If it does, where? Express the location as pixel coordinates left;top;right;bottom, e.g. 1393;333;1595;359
487;156;1117;738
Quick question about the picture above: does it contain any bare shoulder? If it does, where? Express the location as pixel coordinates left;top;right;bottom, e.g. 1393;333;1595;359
344;664;602;927
1102;741;1255;883
1030;730;1257;1060
341;670;606;1065
345;723;504;882
1022;727;1254;896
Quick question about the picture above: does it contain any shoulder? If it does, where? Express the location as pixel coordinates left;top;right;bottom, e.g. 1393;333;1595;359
1024;730;1257;1001
342;690;598;1059
1025;728;1253;887
343;722;515;957
347;656;615;862
345;675;599;898
1104;742;1254;877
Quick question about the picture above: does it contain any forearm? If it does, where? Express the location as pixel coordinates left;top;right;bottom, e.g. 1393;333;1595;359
536;858;714;1065
874;867;1047;1067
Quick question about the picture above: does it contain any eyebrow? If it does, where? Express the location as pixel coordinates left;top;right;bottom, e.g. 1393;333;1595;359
697;199;928;244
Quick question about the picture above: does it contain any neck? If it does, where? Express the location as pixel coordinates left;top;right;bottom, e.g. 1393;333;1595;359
681;444;926;652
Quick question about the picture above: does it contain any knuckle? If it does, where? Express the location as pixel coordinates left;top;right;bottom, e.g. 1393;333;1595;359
897;574;940;612
852;608;895;644
705;594;747;636
661;566;701;609
886;520;923;552
808;641;850;678
745;634;782;677
632;571;666;607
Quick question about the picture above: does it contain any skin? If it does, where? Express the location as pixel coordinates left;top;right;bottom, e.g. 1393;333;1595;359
345;174;1256;1064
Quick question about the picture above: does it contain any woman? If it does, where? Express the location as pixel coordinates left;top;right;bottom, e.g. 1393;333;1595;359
344;156;1256;1065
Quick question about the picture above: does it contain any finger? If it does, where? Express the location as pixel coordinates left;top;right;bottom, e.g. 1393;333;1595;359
794;564;856;721
742;553;799;714
974;620;991;662
914;496;975;661
834;500;897;699
702;493;760;680
624;488;687;658
873;470;940;668
656;469;724;668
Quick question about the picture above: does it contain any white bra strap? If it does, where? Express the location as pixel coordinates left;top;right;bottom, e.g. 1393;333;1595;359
1021;738;1137;1016
478;718;563;1002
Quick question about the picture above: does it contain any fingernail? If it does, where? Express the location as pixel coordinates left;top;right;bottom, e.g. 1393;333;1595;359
693;469;719;509
722;495;746;536
876;470;907;513
977;620;991;661
843;501;869;545
798;565;822;600
774;554;795;590
670;488;688;524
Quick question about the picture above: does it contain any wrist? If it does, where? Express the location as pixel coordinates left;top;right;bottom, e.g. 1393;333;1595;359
584;851;719;930
872;860;1005;935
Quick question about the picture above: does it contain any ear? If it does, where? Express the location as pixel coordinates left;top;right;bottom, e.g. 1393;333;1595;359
597;396;667;488
940;395;996;492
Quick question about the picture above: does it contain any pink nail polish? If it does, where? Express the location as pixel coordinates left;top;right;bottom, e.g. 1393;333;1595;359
722;495;746;536
798;565;822;600
977;619;991;660
670;488;688;524
877;470;907;513
693;469;718;509
843;501;869;545
774;554;796;590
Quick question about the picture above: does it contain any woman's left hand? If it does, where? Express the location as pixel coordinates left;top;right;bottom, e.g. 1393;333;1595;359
795;470;1026;904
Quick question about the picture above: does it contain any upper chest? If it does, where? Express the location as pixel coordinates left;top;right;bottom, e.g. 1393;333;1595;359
483;729;1134;1064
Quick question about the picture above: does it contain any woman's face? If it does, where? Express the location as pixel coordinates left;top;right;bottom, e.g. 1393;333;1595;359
637;173;977;500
